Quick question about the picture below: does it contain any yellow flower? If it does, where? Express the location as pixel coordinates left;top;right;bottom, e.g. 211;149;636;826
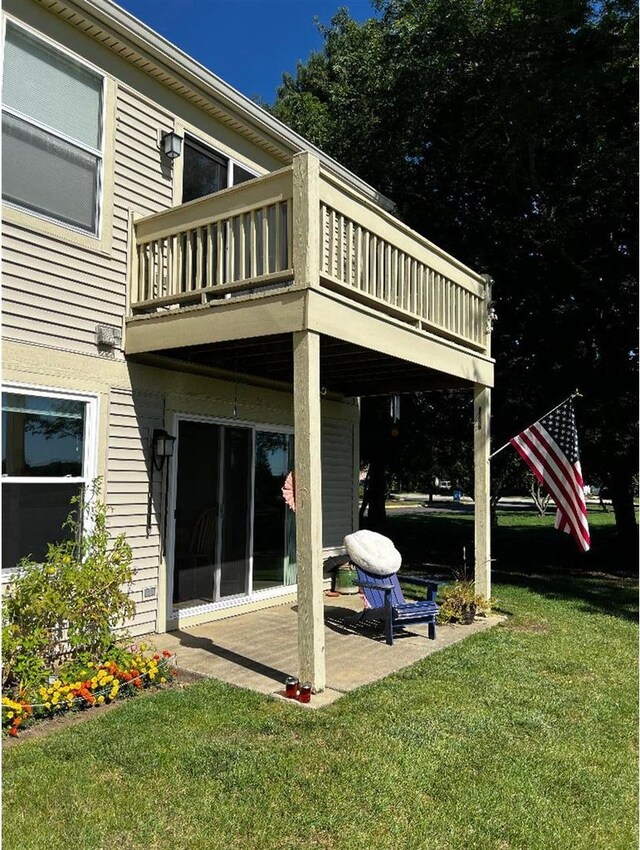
149;672;156;680
51;694;59;705
160;677;167;684
6;711;14;719
97;695;105;705
44;702;51;710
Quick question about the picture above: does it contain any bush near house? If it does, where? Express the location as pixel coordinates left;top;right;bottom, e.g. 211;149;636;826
1;484;175;735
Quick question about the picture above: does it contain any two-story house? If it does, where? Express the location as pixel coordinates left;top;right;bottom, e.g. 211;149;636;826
1;0;494;691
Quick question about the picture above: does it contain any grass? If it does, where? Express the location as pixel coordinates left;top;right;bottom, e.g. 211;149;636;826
2;510;638;850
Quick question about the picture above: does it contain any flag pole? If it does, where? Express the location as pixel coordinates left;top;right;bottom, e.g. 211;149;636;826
488;389;582;461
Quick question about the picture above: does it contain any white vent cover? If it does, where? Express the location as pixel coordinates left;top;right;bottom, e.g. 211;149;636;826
95;323;122;348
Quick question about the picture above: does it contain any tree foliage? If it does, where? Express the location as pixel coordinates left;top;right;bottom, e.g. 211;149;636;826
273;0;638;539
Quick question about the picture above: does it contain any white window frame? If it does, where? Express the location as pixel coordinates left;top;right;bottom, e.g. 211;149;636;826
1;382;99;580
1;17;107;239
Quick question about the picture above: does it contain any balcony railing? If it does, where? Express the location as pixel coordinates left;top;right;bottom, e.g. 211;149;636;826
129;154;490;353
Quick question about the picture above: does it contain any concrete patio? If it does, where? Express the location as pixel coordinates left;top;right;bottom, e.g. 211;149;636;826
151;593;504;708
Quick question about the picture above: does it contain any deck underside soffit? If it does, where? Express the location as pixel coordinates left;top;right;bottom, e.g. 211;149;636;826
136;333;471;397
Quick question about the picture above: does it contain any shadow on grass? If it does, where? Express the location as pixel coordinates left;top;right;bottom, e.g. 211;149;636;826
387;511;639;625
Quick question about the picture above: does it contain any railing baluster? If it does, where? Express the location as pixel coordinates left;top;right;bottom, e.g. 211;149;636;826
274;205;282;272
150;241;158;298
196;228;204;291
362;230;369;293
249;211;257;278
371;235;378;298
238;214;246;280
165;235;173;296
184;230;192;291
346;220;354;287
260;207;268;278
136;243;144;302
206;224;214;289
411;259;418;314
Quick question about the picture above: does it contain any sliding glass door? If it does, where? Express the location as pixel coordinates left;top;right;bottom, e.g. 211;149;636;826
172;419;295;613
218;426;251;598
173;420;221;607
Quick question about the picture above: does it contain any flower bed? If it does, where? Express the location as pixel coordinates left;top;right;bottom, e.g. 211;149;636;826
2;645;177;737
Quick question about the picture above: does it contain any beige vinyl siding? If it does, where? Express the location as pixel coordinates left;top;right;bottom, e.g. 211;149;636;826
1;82;174;356
321;416;357;548
106;387;164;636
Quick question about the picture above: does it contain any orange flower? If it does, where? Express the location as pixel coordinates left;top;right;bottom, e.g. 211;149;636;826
162;650;172;658
9;727;18;737
153;653;160;660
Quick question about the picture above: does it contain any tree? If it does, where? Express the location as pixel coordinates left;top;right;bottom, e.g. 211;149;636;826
273;0;638;545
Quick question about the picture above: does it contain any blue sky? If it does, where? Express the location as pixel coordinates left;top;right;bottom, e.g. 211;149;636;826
115;0;377;104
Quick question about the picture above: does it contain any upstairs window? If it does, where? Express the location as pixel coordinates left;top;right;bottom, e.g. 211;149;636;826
182;135;255;203
1;22;104;235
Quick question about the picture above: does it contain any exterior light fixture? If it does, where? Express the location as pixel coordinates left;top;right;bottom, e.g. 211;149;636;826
152;428;176;470
161;130;183;160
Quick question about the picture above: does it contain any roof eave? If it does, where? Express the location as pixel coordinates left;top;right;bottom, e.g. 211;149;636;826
50;0;396;212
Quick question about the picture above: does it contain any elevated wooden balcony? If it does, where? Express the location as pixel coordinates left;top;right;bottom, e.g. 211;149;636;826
124;152;494;691
126;152;493;394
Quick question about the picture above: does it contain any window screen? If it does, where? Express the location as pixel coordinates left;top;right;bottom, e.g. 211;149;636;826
1;23;103;235
2;113;99;232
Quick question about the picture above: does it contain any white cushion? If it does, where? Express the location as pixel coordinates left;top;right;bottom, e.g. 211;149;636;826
343;530;401;576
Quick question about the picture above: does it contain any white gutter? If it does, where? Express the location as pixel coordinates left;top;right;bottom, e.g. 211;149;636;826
69;0;396;212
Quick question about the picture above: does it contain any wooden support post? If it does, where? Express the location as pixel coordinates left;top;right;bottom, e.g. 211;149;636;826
474;384;491;600
293;329;325;691
292;151;320;288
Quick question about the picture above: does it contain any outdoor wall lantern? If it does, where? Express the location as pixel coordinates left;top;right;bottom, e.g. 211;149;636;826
161;130;183;160
152;428;176;470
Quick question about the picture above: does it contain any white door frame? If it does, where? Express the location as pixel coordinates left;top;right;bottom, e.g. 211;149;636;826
166;411;295;624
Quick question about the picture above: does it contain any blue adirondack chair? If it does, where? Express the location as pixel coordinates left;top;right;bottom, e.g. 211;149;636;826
354;565;439;646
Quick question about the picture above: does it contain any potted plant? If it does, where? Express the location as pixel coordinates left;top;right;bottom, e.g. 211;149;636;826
436;580;489;625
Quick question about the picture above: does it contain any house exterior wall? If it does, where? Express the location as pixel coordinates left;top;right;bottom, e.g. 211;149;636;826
1;0;359;633
2;0;282;358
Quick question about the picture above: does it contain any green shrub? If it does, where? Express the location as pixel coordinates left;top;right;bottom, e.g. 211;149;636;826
2;482;135;692
437;580;490;625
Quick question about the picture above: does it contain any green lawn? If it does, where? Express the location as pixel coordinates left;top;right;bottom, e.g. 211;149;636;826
2;510;638;850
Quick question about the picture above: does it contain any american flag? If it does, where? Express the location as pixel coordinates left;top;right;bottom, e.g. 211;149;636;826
510;398;590;552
